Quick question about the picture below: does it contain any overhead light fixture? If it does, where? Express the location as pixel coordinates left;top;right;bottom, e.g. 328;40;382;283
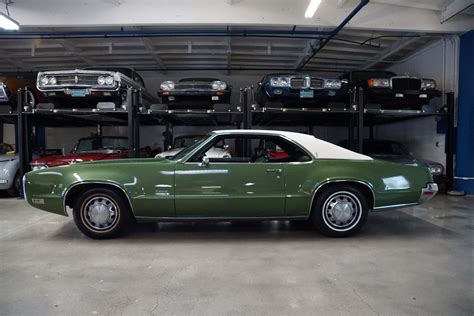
305;0;322;18
0;12;19;30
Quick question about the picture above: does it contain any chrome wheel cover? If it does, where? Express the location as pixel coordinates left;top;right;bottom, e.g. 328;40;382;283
322;191;362;232
81;195;119;232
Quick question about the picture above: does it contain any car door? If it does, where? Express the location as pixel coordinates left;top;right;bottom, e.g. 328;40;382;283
174;134;286;218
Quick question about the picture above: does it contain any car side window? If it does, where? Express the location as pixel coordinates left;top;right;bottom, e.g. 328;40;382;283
188;135;311;163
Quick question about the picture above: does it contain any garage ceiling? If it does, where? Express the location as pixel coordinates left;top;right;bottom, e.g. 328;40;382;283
0;0;472;74
0;28;443;74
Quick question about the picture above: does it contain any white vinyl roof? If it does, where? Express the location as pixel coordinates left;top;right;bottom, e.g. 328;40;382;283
212;129;372;161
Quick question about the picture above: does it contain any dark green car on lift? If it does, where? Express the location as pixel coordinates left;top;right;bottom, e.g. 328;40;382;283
23;130;438;239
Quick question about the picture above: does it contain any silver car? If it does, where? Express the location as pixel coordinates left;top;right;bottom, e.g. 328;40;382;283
0;143;20;196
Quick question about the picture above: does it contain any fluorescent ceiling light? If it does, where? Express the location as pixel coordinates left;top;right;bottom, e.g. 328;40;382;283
305;0;321;18
0;12;20;31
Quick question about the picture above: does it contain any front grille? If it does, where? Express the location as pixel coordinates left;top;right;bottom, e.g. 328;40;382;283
54;74;101;86
290;78;306;89
392;78;421;90
174;84;213;90
310;78;323;89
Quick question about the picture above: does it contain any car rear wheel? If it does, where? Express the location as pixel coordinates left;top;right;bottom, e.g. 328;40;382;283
73;188;131;239
311;184;368;237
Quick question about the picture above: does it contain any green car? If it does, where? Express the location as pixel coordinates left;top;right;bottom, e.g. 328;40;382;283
23;130;438;239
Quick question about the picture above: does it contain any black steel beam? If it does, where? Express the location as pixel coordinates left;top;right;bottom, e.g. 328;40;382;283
357;87;364;153
17;89;31;197
297;0;370;71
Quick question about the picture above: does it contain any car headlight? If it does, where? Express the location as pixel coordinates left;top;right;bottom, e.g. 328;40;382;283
421;79;436;89
105;76;115;85
270;77;290;87
428;165;443;175
31;164;48;171
324;79;342;89
48;76;57;85
211;81;227;90
367;78;390;88
97;76;106;85
160;81;175;91
40;76;50;86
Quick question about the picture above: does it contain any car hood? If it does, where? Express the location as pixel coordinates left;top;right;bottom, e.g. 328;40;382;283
31;151;123;167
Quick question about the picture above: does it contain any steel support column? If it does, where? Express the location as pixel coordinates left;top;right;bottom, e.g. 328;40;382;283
17;89;31;196
127;88;140;158
357;87;364;153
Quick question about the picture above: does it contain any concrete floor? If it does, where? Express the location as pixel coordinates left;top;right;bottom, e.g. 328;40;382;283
0;195;472;315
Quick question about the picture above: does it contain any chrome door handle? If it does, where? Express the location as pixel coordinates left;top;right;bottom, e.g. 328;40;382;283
266;168;282;174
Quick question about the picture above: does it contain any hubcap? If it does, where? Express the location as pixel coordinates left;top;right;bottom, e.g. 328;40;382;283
323;191;361;231
82;196;119;231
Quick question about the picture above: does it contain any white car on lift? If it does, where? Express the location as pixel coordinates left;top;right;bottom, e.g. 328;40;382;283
0;143;21;196
156;135;231;159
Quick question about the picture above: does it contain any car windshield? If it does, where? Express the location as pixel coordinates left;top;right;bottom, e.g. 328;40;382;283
173;136;204;149
74;137;128;153
179;78;219;83
168;135;211;161
0;143;13;154
345;71;396;81
363;141;409;156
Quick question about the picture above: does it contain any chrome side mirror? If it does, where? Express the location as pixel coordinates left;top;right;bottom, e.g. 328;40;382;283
200;156;210;167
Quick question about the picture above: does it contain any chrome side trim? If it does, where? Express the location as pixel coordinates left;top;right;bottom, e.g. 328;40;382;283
62;181;135;217
372;202;418;211
135;215;308;223
308;179;376;216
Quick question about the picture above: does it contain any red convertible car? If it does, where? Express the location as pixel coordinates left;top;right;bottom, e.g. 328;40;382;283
30;136;141;170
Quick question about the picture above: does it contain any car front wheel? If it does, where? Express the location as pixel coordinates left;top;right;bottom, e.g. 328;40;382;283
311;185;368;237
73;188;131;239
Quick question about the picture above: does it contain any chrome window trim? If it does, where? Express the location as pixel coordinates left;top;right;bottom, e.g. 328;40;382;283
62;180;135;217
308;179;376;215
180;131;315;164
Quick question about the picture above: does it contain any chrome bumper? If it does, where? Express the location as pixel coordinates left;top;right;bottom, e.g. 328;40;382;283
419;182;438;203
22;174;27;201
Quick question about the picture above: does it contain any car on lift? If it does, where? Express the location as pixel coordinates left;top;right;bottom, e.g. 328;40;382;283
23;130;438;239
36;67;157;111
338;139;444;180
254;73;342;108
158;78;231;109
156;135;231;159
29;136;148;170
0;143;21;196
337;70;441;110
0;76;48;112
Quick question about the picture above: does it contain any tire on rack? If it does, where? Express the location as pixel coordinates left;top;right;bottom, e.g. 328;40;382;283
311;184;369;237
73;187;132;239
